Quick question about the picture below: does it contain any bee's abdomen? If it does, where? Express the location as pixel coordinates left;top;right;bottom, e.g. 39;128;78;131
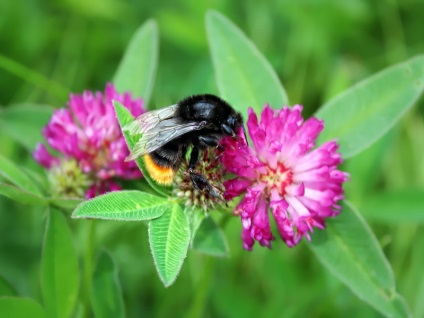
143;141;184;185
143;153;175;185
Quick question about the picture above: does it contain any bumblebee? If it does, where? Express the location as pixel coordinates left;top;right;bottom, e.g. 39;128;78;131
123;94;243;195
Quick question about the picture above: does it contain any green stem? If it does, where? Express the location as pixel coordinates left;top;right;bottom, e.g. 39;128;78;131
186;258;215;318
82;220;97;318
0;53;69;100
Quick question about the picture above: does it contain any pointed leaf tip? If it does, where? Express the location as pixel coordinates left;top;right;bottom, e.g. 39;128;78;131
206;11;288;115
112;19;159;104
149;204;190;287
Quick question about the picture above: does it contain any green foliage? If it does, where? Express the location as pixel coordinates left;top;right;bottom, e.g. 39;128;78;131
0;153;42;195
41;209;79;318
185;207;206;242
0;104;52;150
206;11;288;115
0;152;47;205
72;190;169;221
316;56;424;158
309;202;409;317
0;277;16;297
192;216;229;257
361;189;424;223
0;297;46;318
48;197;82;211
91;251;125;318
113;19;159;104
0;183;47;206
148;204;190;287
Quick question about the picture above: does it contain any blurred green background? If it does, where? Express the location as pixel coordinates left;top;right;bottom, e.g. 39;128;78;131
1;0;424;317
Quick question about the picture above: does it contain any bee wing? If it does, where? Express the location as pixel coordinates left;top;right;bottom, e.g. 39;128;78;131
122;104;179;135
125;118;206;161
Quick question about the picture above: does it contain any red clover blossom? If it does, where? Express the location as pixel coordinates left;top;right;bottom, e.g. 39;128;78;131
221;105;349;250
33;83;144;198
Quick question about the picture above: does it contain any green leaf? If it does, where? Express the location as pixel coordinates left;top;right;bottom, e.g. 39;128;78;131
113;101;171;196
343;131;393;202
192;216;229;257
41;209;79;318
0;183;47;206
184;207;206;241
361;189;424;223
0;154;42;195
0;297;46;318
206;11;288;115
316;55;424;158
48;197;82;211
0;277;16;297
308;201;409;317
91;250;125;318
392;293;413;318
0;104;52;150
413;277;424;318
149;204;190;287
113;19;159;104
23;167;48;192
72;190;169;221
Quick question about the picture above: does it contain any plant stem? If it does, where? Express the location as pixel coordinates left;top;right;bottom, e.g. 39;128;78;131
81;220;97;318
186;257;215;318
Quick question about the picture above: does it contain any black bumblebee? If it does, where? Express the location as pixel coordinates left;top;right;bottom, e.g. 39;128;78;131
123;94;243;195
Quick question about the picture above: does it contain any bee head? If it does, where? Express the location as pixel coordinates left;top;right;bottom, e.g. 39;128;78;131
222;112;244;140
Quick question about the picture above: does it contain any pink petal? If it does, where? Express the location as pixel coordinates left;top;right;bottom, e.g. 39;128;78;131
33;143;59;168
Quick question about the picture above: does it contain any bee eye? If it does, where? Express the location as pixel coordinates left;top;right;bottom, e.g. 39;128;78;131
227;116;235;126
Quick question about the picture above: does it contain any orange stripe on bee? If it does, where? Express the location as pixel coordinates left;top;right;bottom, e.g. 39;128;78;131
143;154;174;185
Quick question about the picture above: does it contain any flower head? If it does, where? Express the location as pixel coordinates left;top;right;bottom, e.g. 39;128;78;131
173;148;226;211
34;83;144;198
221;105;349;250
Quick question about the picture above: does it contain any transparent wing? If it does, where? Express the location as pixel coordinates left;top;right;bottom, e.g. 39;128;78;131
125;118;206;161
122;104;179;135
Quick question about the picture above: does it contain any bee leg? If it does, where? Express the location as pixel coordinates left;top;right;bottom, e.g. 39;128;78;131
221;124;235;137
190;172;222;199
198;135;219;147
199;136;224;169
188;146;222;199
188;145;205;190
188;145;200;172
188;146;203;190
